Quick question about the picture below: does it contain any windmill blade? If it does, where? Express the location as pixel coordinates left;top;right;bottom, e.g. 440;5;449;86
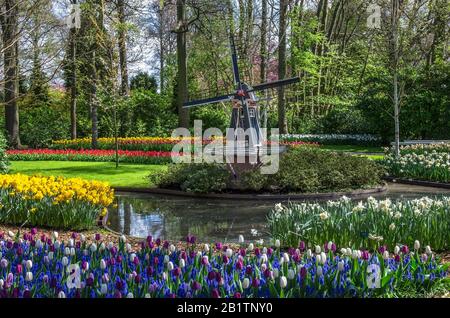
183;94;233;108
230;36;241;86
249;77;300;92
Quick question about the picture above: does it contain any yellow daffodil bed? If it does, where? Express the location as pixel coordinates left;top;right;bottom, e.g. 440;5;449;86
0;174;114;230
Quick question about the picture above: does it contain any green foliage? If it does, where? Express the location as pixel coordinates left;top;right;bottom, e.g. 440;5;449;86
317;107;371;134
18;89;70;148
150;148;383;194
0;131;9;173
130;72;158;92
149;163;230;193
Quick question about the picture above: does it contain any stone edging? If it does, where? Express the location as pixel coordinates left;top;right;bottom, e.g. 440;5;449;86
383;177;450;190
113;184;388;201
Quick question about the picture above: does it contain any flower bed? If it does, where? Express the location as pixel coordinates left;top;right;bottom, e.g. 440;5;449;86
7;149;176;165
0;174;114;230
268;196;450;251
0;230;447;298
383;143;450;183
279;134;382;146
51;137;318;152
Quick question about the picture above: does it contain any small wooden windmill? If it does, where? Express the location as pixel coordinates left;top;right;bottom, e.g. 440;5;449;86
184;35;299;168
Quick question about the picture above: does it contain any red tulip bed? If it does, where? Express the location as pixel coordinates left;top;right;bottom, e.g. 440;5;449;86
6;149;177;165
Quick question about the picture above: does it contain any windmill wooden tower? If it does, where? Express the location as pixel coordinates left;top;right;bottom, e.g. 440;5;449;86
184;35;299;174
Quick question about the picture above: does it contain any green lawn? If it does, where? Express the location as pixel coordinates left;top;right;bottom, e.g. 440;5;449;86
10;161;167;188
320;145;384;153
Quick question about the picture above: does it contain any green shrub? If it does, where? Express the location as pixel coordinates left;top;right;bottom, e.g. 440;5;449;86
0;131;9;173
149;163;230;193
150;148;384;194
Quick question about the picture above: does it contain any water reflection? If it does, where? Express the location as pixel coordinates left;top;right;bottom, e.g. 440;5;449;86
107;183;450;242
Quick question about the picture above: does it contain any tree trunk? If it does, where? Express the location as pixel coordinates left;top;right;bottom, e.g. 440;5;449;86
278;0;288;134
392;0;400;157
260;0;267;83
91;51;99;149
158;6;165;91
1;0;21;148
69;2;78;139
117;0;129;96
176;0;189;128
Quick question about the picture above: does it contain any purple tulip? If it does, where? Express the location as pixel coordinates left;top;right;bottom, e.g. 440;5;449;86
215;272;222;283
114;290;122;298
299;241;306;251
331;243;337;253
267;248;273;256
395;254;401;262
23;289;31;298
222;255;229;264
361;250;370;260
191;281;201;291
71;232;78;239
255;248;261;256
147;266;154;276
115;279;124;290
146;235;153;243
16;247;23;256
252;278;260;288
239;249;246;257
215;242;223;250
16;264;22;274
235;260;243;270
245;265;253;275
135;274;142;284
95;233;101;241
300;266;307;279
172;268;181;277
156;238;161;246
263;269;271;278
208;271;216;281
234;292;241;298
86;277;94;287
180;251;187;260
76;241;81;249
163;241;169;249
133;257;139;266
401;245;409;254
153;257;159;265
116;255;123;263
211;289;220;298
6;241;12;249
378;245;387;254
189;236;196;244
0;232;4;239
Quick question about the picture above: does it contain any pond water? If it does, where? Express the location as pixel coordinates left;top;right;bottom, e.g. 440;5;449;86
107;183;450;243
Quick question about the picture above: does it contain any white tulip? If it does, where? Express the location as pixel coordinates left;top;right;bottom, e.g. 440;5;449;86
317;266;323;277
164;255;170;264
80;234;86;242
36;240;42;249
346;248;352;256
100;259;107;270
0;279;4;289
283;253;290;263
202;256;209;265
126;243;132;252
260;254;268;264
394;246;400;255
315;245;321;254
242;278;250;289
69;239;74;247
8;231;15;238
288;269;295;280
101;284;108;295
26;260;33;270
167;261;174;271
262;247;268;255
70;248;76;256
130;253;137;262
352;250;358;259
248;243;254;251
52;232;59;240
275;239;281;248
58;291;66;298
120;235;126;243
144;293;151;298
25;272;33;282
327;241;333;251
62;257;69;266
99;243;106;251
306;249;312;259
108;242;114;250
179;259;185;268
383;251;389;260
162;272;167;281
238;235;245;243
425;245;432;255
169;244;176;253
83;249;89;256
90;243;97;253
414;240;420;250
204;244;210;253
225;248;233;258
338;260;345;272
261;263;267;272
64;247;71;256
340;248;347;255
197;251;202;258
48;252;54;260
280;276;288;288
54;241;60;250
320;252;327;264
127;292;134;298
273;268;279;278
